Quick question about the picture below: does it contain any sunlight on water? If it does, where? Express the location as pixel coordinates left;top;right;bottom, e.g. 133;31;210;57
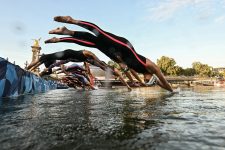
1;87;225;150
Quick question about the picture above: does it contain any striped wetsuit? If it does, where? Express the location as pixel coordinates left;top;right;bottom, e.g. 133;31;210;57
56;20;149;74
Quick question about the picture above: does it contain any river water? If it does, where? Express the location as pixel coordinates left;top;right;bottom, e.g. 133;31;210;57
0;87;225;150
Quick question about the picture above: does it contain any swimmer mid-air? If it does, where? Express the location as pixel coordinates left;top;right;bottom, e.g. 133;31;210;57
27;49;132;91
45;16;173;92
60;63;96;90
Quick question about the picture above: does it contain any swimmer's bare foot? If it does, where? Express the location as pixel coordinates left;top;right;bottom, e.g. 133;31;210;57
54;16;79;24
45;37;60;44
49;26;74;35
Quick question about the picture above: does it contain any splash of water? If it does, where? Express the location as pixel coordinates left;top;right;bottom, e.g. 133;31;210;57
104;67;113;88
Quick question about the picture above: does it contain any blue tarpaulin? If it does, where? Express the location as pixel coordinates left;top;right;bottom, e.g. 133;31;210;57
0;57;59;98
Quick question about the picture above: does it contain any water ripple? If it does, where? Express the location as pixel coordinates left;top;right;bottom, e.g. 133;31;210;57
1;87;225;149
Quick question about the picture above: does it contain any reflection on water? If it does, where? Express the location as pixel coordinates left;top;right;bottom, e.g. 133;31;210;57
1;87;225;150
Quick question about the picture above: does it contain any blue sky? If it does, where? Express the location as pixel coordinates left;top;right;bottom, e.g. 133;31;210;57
0;0;225;68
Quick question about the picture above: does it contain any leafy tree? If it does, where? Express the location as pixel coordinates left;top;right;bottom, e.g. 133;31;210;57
182;68;196;76
222;70;225;78
167;66;183;76
157;56;181;76
192;62;201;74
192;62;212;77
108;60;120;69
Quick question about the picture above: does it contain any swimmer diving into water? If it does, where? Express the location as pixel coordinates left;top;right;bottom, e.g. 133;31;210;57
27;49;132;91
45;16;173;92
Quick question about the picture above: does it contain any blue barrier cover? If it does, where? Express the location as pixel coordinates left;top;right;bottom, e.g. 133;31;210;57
0;57;59;98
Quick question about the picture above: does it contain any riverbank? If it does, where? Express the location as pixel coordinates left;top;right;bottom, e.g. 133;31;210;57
94;76;224;88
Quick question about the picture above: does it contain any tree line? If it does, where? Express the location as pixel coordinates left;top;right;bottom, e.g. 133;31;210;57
157;56;225;77
107;56;224;78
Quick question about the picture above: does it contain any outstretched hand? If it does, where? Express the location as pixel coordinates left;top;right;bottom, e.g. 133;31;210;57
171;87;180;94
128;87;132;92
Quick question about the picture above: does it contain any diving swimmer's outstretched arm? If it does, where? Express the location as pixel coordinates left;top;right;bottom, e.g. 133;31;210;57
113;68;132;91
83;51;132;91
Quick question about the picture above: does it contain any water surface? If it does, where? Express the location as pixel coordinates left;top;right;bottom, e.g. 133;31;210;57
1;87;225;150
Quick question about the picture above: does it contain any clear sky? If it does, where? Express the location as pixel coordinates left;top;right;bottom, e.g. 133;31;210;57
0;0;225;68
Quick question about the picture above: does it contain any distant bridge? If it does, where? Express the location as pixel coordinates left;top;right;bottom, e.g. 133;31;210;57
166;77;196;86
96;77;216;87
96;77;197;87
